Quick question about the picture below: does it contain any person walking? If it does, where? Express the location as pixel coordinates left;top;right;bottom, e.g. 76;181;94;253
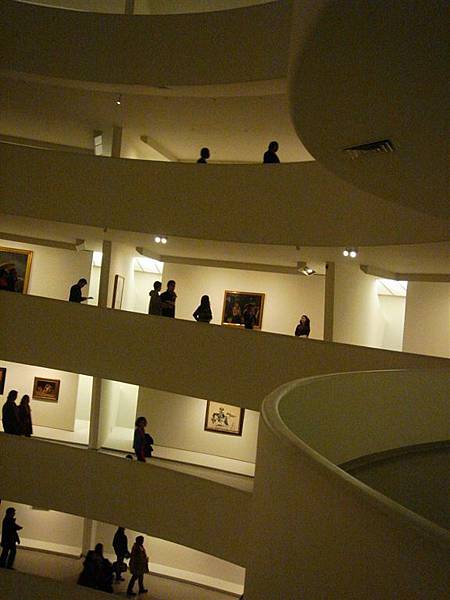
295;314;310;338
263;141;280;163
127;536;149;596
193;295;212;323
112;527;130;582
196;147;210;163
0;507;22;569
2;390;20;435
69;278;93;303
148;281;162;315
160;280;177;318
17;395;32;436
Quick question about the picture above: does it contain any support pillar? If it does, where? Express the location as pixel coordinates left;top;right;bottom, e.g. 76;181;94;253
81;518;97;556
124;0;135;14
323;261;335;341
111;126;123;158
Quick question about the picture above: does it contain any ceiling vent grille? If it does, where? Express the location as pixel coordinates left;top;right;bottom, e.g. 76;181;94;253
343;139;395;159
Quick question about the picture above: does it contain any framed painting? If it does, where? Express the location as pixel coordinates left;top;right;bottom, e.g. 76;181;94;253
0;246;33;293
112;274;125;309
0;367;6;395
32;377;60;402
204;400;245;436
221;290;265;329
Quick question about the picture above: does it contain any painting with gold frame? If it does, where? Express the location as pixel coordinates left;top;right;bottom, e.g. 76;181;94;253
0;367;6;395
32;377;60;402
112;274;125;309
204;400;245;436
0;246;33;293
221;290;265;329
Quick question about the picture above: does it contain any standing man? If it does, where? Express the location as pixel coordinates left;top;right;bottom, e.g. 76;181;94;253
112;527;130;582
263;141;280;163
148;281;162;315
0;507;22;569
2;390;20;435
69;278;93;303
160;280;177;318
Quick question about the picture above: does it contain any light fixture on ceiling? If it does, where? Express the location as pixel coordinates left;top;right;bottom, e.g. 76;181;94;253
297;261;315;276
343;248;358;258
154;235;167;244
116;94;122;105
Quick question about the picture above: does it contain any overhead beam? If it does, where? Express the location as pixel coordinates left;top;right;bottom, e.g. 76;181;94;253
360;265;450;283
0;232;86;252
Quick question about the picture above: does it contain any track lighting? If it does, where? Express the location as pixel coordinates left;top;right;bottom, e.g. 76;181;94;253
116;94;122;105
302;266;315;276
154;235;167;244
343;248;358;258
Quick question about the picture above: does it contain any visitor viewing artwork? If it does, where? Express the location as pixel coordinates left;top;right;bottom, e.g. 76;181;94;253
222;291;265;330
0;247;33;293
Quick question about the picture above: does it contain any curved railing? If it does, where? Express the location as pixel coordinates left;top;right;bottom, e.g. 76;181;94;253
1;145;447;247
1;293;447;412
1;0;290;86
244;369;450;599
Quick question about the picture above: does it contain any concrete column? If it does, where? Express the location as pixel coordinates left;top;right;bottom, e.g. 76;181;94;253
88;377;103;450
98;239;112;309
111;126;123;158
323;261;335;342
81;518;97;555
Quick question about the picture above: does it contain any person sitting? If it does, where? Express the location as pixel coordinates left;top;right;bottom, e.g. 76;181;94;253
197;147;210;163
78;543;113;593
295;314;311;338
193;295;212;323
69;278;93;303
263;141;280;163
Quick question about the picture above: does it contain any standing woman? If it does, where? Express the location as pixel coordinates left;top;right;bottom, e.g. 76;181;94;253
295;314;311;338
193;295;212;323
127;536;149;596
133;417;148;462
18;394;33;436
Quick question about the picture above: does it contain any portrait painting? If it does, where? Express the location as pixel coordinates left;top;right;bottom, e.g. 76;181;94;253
112;274;125;309
32;377;60;402
0;367;6;395
222;290;265;329
204;400;245;436
0;246;33;293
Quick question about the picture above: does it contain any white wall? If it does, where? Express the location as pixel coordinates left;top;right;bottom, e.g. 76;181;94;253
107;242;136;310
0;360;78;431
403;281;450;357
75;374;93;422
378;295;405;351
134;270;161;313
161;262;325;338
99;379;138;447
138;388;259;463
333;263;384;347
0;238;93;301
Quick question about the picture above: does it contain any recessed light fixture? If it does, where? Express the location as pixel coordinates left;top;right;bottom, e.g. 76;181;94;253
343;248;358;258
302;266;315;276
116;94;122;105
154;235;167;244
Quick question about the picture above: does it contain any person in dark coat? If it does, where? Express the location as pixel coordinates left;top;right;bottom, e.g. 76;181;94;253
148;281;162;315
78;543;113;593
127;536;149;596
197;147;210;163
0;507;22;569
18;394;32;436
2;390;20;435
295;314;311;338
160;280;177;318
133;417;148;462
112;527;130;582
193;295;212;323
69;278;92;303
263;141;280;163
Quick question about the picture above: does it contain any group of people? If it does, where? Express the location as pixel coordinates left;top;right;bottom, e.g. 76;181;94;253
1;390;33;437
197;141;281;164
78;528;150;596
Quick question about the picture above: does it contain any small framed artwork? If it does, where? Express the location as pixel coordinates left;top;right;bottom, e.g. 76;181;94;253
112;274;125;309
204;400;245;436
0;367;6;395
0;246;33;293
32;377;60;402
222;290;265;329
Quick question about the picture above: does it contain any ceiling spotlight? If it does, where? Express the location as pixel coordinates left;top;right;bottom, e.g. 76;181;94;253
154;235;168;244
161;237;167;244
343;248;358;258
302;266;315;276
154;236;161;243
116;94;122;105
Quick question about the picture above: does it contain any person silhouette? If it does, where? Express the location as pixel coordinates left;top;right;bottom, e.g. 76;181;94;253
197;147;210;163
2;390;20;435
263;141;280;163
69;278;93;303
0;507;22;569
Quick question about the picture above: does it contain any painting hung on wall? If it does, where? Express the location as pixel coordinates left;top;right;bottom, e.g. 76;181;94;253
0;367;6;395
32;377;60;402
222;290;265;329
112;274;125;309
0;246;33;293
204;400;245;436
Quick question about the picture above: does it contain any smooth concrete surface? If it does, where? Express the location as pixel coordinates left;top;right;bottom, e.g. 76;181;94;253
0;0;290;86
244;372;450;599
0;434;250;566
1;145;448;247
289;0;449;219
1;293;448;412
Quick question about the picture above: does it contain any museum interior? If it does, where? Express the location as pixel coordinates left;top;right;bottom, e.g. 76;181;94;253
0;1;449;599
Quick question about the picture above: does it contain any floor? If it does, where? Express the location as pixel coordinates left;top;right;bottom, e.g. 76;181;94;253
13;548;241;600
